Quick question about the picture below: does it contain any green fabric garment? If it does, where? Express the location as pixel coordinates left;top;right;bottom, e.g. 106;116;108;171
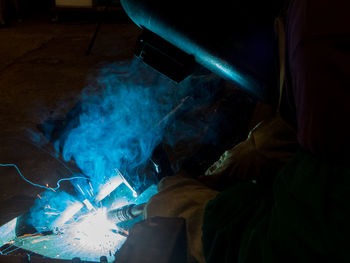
202;150;350;263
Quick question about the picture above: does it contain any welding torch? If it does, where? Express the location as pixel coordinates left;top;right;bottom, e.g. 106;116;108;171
107;203;146;224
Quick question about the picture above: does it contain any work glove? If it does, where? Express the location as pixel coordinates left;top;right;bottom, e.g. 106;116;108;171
201;115;298;189
144;175;218;263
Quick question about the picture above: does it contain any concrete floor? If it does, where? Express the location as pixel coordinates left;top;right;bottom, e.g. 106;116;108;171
0;17;141;226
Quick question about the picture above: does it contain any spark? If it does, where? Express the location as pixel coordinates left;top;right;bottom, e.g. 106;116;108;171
76;184;85;196
156;96;189;127
89;182;94;196
45;212;60;216
111;227;129;237
44;205;58;211
60;208;127;256
31;237;51;244
18;234;37;238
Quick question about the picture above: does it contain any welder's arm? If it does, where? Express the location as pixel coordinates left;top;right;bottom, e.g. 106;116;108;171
201;115;298;189
143;116;297;263
144;175;218;263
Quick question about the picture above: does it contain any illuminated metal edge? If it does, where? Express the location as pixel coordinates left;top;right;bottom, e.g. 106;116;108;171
0;185;157;261
93;169;137;203
0;218;17;247
114;169;138;198
50;202;84;229
93;175;124;203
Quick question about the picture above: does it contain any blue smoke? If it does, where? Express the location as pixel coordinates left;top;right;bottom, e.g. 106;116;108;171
26;60;176;237
62;60;176;192
27;60;224;234
29;190;78;230
21;59;244;263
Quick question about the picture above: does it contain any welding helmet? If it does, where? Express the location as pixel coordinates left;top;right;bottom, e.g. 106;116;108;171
121;0;285;103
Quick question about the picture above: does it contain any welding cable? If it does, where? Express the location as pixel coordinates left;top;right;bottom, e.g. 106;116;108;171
3;137;78;177
0;163;90;192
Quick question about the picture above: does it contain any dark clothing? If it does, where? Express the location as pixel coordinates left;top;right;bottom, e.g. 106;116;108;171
203;150;350;263
202;0;350;262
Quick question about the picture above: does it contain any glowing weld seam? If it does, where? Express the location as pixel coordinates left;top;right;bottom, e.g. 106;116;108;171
0;164;89;192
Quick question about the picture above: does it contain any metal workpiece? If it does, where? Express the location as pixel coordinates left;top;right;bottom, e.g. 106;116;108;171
107;203;146;224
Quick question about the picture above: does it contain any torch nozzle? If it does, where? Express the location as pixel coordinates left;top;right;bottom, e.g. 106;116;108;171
107;203;146;224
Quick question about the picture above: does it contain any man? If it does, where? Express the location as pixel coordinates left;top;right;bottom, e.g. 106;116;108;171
143;0;350;262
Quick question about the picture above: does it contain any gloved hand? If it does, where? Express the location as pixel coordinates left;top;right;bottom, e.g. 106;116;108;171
200;115;298;189
144;175;218;263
